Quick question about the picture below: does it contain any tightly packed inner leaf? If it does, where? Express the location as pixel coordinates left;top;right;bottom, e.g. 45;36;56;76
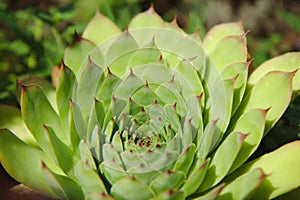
0;5;300;200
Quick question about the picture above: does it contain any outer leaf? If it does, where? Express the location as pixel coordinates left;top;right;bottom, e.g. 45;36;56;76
248;52;300;92
203;21;244;53
16;77;57;111
229;141;300;199
82;12;121;45
64;34;96;75
44;125;75;174
217;168;267;200
0;105;36;146
0;129;61;197
56;63;76;131
21;85;68;150
238;71;294;133
42;162;84;200
228;109;267;173
209;35;247;72
129;5;164;29
221;61;249;114
199;132;246;191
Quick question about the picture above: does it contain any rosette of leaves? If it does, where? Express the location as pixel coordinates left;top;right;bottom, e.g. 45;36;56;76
1;5;300;200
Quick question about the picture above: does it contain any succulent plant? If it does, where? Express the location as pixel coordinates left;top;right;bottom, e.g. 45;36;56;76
1;5;300;200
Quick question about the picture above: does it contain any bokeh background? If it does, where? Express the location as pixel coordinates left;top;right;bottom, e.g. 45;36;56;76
0;0;299;198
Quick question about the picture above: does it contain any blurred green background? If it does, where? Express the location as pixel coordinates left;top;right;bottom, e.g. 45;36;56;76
0;0;299;156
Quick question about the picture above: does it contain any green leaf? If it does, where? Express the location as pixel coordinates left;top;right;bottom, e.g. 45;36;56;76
42;161;84;200
180;159;210;196
82;12;121;45
239;71;294;133
229;141;300;199
106;31;139;77
43;125;75;174
56;63;76;131
74;162;108;197
95;69;121;109
127;39;161;68
75;58;104;120
150;170;185;194
194;184;224;200
111;177;155;200
199;132;246;191
0;129;61;198
208;35;247;72
21;85;68;151
228;109;267;173
173;143;196;174
221;61;249;114
149;190;185;200
64;34;97;75
16;77;57;111
249;52;300;92
129;6;164;29
217;168;267;200
78;140;97;170
203;21;244;53
0;105;36;146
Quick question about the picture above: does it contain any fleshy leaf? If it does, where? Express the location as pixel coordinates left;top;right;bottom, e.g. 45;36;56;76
150;170;186;194
42;161;84;200
228;109;267;173
129;5;164;29
229;141;300;199
64;34;97;75
238;71;294;133
0;105;36;146
56;63;76;131
74;162;108;197
0;129;62;197
111;177;155;200
248;52;300;92
217;168;267;200
208;35;247;72
82;12;121;45
203;21;244;53
199;132;246;191
21;84;68;150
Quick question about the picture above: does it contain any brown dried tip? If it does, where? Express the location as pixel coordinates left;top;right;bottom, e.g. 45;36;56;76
158;54;163;62
145;80;149;88
197;93;204;101
124;26;129;34
170;15;179;27
129;68;135;76
173;102;177;110
41;161;47;169
240;30;250;40
147;3;155;13
190;28;201;37
169;75;175;83
107;67;113;75
71;31;83;45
